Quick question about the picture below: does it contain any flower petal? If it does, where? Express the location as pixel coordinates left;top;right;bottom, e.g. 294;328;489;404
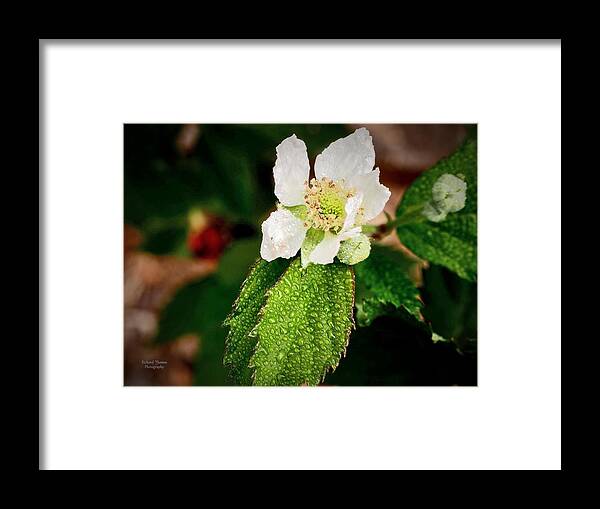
273;134;310;206
309;232;342;265
342;192;363;232
348;168;391;221
260;208;306;262
339;226;362;241
300;228;325;268
314;127;375;182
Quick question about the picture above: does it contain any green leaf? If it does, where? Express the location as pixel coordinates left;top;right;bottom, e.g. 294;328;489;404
223;258;290;385
250;259;355;386
396;137;477;281
421;264;477;355
354;245;423;327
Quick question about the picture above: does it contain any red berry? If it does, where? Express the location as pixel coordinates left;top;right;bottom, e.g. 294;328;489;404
187;224;229;259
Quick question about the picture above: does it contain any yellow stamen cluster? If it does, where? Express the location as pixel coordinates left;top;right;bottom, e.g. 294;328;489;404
303;177;355;232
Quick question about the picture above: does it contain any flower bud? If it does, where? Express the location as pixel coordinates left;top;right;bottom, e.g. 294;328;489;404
337;234;371;265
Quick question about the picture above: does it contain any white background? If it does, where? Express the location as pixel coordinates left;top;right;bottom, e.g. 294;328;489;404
41;41;561;470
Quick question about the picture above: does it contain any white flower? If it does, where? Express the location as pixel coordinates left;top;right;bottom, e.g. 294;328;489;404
431;173;467;213
260;208;306;261
422;173;467;223
260;128;391;267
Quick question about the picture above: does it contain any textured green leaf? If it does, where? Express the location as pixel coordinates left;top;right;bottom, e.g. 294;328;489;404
223;258;290;385
250;259;355;386
354;245;423;327
396;137;477;281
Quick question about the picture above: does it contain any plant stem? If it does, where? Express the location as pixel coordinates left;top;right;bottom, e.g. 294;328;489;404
366;204;426;240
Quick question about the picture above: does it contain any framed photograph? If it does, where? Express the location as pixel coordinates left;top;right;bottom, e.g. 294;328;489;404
40;40;561;470
124;123;478;387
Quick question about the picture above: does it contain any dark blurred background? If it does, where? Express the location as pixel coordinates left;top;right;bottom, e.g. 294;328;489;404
124;124;476;386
